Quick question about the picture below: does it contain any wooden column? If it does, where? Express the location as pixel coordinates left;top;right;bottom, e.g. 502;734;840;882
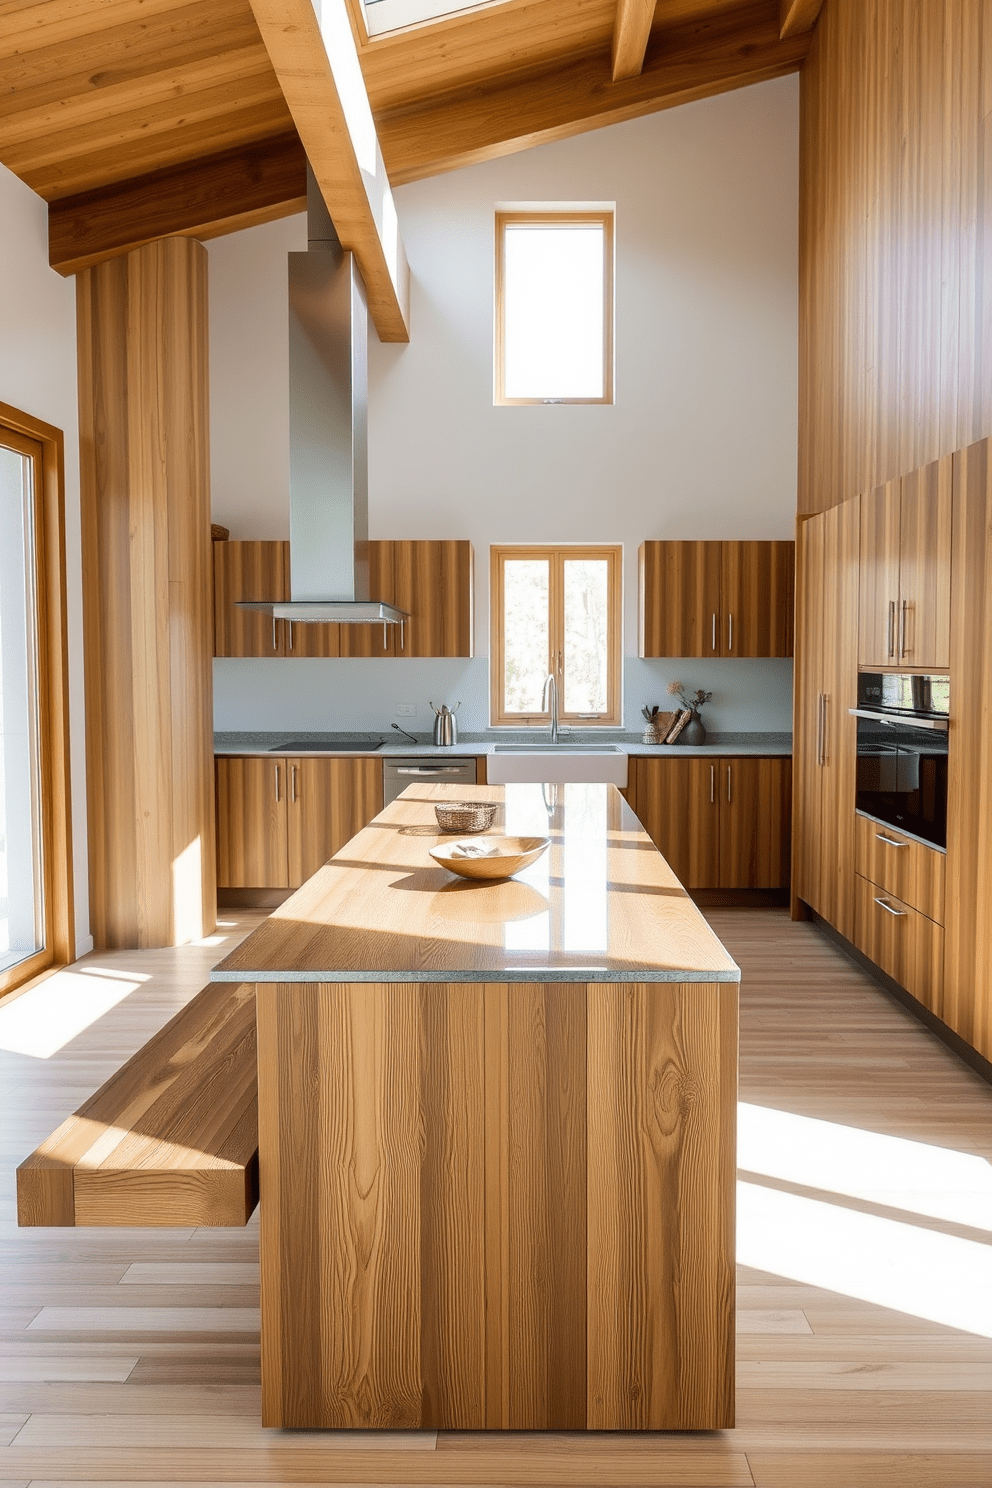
77;236;215;948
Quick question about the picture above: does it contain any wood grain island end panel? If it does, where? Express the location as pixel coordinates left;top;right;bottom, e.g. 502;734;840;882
256;976;736;1430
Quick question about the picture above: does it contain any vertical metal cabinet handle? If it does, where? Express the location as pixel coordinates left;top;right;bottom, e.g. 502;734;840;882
399;619;405;650
287;621;293;651
816;694;824;767
874;896;908;918
821;694;829;766
887;599;896;658
272;617;278;652
290;765;298;804
728;612;733;652
274;764;280;803
727;765;732;803
900;598;908;658
875;831;907;849
710;764;715;803
712;613;717;652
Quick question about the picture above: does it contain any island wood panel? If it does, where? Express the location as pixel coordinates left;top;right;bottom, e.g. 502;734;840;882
899;454;952;669
286;756;384;886
858;479;901;667
855;813;946;926
257;974;734;1430
586;979;736;1429
213;540;290;656
720;540;795;657
17;981;258;1228
638;541;722;657
215;756;289;889
798;0;992;516
504;981;586;1429
625;756;720;889
942;438;992;1061
720;758;792;890
77;236;215;949
854;876;944;1016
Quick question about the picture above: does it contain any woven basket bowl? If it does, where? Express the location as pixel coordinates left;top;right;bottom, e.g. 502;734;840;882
434;801;498;834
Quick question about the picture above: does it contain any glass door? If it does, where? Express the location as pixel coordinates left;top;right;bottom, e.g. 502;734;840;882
0;431;47;987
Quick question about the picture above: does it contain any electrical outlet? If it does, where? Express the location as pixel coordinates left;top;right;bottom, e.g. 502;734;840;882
396;703;416;717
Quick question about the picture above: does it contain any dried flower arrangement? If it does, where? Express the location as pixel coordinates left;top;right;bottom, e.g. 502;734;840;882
666;680;713;713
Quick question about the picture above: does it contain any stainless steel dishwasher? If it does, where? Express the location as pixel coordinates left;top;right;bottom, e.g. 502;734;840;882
382;757;478;807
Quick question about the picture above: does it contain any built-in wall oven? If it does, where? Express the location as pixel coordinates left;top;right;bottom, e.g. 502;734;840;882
851;673;949;849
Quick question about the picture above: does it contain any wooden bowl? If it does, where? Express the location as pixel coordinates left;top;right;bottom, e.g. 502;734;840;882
429;835;550;881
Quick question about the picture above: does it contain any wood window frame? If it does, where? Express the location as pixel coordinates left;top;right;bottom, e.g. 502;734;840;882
490;544;623;728
494;210;615;407
0;402;74;999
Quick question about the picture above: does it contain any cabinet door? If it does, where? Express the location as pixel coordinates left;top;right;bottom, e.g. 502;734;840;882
898;454;952;669
287;757;384;887
213;541;290;657
719;758;792;888
638;541;723;658
336;542;397;658
215;756;289;887
628;757;719;888
858;479;901;666
391;541;474;658
854;875;944;1014
720;542;795;657
818;497;860;939
793;513;824;912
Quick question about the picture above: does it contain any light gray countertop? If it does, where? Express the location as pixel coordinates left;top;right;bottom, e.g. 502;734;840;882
214;730;792;759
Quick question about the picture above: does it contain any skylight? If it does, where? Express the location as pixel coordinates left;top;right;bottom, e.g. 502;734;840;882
362;0;509;38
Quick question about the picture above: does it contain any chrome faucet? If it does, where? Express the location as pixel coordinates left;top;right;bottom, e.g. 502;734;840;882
542;671;560;744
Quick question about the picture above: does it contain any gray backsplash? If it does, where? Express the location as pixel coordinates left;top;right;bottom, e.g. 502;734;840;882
214;655;793;734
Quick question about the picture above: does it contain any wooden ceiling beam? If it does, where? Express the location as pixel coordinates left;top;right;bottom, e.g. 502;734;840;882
246;0;410;342
48;134;306;276
612;0;657;83
778;0;825;39
378;3;811;186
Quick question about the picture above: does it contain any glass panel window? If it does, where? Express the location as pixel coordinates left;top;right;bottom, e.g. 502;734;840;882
496;211;614;406
563;558;609;715
491;546;621;727
503;559;550;714
0;443;44;976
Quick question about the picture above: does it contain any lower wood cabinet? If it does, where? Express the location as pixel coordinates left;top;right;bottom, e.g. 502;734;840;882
627;756;791;890
216;755;383;889
854;813;945;924
854;873;943;1014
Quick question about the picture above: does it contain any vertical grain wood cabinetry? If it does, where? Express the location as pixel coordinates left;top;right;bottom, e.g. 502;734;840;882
859;455;952;669
854;877;944;1015
627;756;790;890
792;498;859;938
855;814;945;925
216;756;384;889
213;540;473;658
638;541;794;658
942;438;992;1062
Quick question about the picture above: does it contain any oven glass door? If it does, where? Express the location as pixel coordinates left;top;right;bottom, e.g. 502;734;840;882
855;717;948;849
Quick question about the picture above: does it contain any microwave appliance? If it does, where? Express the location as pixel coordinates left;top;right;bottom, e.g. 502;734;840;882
850;673;949;850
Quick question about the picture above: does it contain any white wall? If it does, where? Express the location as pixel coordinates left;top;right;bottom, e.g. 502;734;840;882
210;76;799;733
0;163;90;955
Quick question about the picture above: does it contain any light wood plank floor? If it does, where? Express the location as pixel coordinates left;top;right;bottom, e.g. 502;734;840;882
0;908;990;1486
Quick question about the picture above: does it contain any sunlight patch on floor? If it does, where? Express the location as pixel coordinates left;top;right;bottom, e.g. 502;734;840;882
739;1101;992;1230
0;966;149;1058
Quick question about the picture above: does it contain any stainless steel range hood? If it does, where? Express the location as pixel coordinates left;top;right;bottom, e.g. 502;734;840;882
238;169;407;628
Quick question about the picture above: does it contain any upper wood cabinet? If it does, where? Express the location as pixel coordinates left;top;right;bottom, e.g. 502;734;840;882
859;454;952;669
638;540;794;658
213;540;474;659
216;755;383;889
627;755;791;890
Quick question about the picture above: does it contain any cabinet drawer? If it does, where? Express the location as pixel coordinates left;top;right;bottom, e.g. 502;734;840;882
854;874;943;1013
855;813;945;923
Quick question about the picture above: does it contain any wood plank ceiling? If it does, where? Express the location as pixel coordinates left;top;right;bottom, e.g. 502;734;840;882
0;0;821;278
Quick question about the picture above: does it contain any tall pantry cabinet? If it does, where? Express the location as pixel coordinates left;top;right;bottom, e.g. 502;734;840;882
793;498;860;941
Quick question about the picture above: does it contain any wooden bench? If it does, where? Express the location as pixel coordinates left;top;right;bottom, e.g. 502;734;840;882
16;981;258;1228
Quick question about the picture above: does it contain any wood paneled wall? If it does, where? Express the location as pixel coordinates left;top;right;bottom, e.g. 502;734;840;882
799;0;992;514
77;237;216;948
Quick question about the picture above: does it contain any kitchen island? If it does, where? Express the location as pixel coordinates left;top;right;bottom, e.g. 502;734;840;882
213;781;739;1432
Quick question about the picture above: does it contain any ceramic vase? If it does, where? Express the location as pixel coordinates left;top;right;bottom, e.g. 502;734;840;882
679;710;707;746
